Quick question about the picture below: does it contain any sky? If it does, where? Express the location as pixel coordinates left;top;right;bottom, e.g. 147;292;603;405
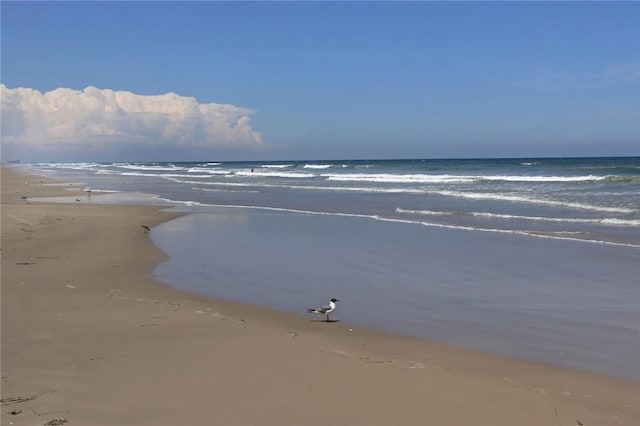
1;1;639;162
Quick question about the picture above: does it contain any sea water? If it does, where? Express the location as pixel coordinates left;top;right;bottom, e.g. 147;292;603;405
18;157;640;379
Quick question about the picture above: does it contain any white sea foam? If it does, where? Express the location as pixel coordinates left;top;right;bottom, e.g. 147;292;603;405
187;167;232;175
432;190;637;214
395;208;640;227
121;172;157;177
165;176;638;208
182;203;640;248
325;172;612;184
601;218;640;226
235;170;316;178
42;182;87;187
324;173;474;184
21;160;639;244
303;164;333;169
162;177;427;193
194;187;260;194
396;208;449;216
115;164;187;171
39;162;101;171
122;172;210;179
479;174;608;182
154;196;206;207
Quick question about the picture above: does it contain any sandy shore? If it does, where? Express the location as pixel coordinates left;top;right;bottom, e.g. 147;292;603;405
1;166;638;426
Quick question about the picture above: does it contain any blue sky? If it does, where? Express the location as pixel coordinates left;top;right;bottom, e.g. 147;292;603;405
1;1;639;161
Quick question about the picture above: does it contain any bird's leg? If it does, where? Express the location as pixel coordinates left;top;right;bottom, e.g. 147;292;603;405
326;314;330;322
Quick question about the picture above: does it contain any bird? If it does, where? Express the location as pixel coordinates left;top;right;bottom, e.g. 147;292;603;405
20;192;29;200
306;298;340;322
141;225;151;234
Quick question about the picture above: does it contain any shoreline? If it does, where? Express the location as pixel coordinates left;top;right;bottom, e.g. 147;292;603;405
2;166;638;425
151;206;640;380
15;159;640;248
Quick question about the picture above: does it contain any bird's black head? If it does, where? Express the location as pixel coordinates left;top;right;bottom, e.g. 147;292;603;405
330;298;339;302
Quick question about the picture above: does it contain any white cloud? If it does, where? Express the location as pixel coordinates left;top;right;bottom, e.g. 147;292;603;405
0;85;264;149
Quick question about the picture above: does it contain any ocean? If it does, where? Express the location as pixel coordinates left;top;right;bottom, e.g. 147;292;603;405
17;157;640;379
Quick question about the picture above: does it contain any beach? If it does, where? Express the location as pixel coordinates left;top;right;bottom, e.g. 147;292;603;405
1;166;639;426
24;159;640;379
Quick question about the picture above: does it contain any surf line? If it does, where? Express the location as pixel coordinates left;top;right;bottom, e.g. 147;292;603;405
166;202;640;249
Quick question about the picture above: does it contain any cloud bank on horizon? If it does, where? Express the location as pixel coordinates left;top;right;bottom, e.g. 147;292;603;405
1;84;263;158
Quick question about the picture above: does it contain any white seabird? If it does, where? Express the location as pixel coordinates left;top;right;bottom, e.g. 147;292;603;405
306;298;340;322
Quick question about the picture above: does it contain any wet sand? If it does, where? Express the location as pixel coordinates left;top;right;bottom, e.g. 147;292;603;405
1;166;638;425
152;207;640;380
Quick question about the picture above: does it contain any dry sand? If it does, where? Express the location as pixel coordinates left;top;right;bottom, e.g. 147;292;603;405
1;166;638;426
